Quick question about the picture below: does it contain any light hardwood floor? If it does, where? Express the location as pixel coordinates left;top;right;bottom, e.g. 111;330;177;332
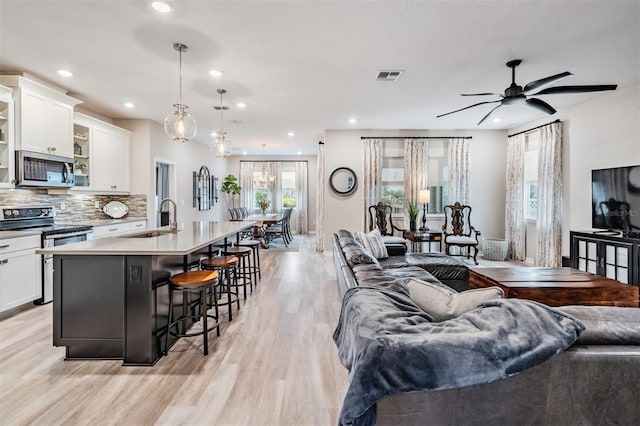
0;235;349;425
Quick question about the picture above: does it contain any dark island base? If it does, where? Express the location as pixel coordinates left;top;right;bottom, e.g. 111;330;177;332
54;254;204;366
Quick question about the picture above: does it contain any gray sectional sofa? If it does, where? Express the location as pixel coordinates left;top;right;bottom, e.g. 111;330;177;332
331;230;640;426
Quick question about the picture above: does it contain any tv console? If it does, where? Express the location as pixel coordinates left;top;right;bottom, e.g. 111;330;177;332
570;230;640;289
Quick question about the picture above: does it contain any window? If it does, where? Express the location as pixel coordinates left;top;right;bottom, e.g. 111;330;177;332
380;139;449;216
281;171;297;207
524;132;539;220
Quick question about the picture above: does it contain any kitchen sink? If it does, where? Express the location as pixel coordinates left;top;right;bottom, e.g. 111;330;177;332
119;230;175;238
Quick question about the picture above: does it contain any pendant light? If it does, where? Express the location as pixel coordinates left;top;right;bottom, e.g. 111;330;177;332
213;88;232;157
164;43;197;142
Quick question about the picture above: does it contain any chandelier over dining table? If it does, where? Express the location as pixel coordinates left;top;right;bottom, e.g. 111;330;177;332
253;144;275;188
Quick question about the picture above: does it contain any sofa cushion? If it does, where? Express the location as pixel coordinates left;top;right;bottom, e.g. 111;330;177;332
383;266;441;285
405;253;469;281
336;229;355;240
378;256;410;269
355;229;389;259
406;278;504;321
557;305;640;345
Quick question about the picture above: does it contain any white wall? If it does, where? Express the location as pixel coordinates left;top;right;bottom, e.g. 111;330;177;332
227;154;318;231
508;82;640;256
116;119;228;228
323;129;508;249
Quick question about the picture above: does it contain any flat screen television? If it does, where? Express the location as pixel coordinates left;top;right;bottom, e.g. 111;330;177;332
591;165;640;232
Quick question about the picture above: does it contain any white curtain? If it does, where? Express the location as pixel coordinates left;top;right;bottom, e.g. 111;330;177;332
403;138;428;227
447;138;469;205
316;142;325;251
293;161;308;234
271;162;283;214
239;162;255;213
535;122;563;267
362;139;383;231
505;134;526;261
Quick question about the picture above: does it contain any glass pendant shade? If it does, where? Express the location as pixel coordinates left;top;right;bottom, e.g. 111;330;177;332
164;105;197;143
215;134;232;158
165;43;196;142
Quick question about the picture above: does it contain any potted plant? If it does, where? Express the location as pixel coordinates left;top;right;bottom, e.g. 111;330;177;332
221;174;241;208
408;203;419;231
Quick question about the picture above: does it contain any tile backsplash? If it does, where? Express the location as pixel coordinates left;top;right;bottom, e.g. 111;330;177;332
0;189;146;221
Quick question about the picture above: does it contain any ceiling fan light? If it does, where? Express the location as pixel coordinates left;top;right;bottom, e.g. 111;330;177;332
164;106;197;142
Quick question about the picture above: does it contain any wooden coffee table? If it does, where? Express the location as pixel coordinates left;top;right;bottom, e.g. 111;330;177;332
469;267;639;307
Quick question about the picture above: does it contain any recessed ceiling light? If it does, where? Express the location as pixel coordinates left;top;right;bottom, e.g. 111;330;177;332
236;102;246;109
242;151;248;155
348;118;357;124
211;132;218;137
151;1;173;13
287;132;295;137
297;151;302;155
123;102;135;109
57;69;73;77
492;118;502;123
209;69;224;78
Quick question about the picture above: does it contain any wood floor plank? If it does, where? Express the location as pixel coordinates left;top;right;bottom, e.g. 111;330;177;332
0;235;349;425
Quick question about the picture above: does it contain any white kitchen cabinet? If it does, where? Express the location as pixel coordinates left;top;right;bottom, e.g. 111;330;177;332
92;220;146;239
72;113;131;193
0;235;42;315
0;75;81;158
0;85;15;188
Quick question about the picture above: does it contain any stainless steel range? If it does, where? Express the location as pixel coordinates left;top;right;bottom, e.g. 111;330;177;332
0;205;93;304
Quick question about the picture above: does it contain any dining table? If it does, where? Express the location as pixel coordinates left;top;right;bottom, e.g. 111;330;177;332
248;213;282;248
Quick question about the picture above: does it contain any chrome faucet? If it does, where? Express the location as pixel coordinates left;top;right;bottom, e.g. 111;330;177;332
158;198;178;233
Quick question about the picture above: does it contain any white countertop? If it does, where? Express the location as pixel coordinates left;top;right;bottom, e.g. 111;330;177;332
0;230;42;240
37;221;255;255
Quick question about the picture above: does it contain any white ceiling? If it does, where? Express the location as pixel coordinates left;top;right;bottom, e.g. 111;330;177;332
1;1;638;156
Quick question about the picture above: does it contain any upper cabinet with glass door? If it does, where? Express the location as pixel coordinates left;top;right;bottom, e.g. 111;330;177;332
72;114;92;189
0;75;82;158
0;85;15;188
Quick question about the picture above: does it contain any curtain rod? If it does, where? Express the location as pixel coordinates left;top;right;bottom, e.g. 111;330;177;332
360;136;472;140
239;160;308;163
507;119;561;138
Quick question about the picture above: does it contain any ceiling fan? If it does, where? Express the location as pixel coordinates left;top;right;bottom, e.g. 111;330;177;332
436;59;617;125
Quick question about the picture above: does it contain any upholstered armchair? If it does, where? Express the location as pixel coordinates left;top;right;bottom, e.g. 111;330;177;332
442;202;481;265
367;202;408;255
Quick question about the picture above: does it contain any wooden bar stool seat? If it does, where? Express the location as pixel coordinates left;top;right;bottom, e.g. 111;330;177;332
201;256;241;321
223;246;254;297
165;270;220;356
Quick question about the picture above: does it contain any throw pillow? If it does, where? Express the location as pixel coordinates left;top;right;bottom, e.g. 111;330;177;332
407;278;504;321
343;243;380;267
354;229;389;259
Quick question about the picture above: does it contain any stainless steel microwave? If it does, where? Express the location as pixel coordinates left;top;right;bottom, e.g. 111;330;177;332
15;150;75;188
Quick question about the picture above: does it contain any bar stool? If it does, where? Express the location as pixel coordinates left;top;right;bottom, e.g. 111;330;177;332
223;246;254;298
165;270;220;356
237;239;261;282
200;255;241;321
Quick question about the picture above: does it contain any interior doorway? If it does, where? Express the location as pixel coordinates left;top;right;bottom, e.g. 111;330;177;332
155;159;176;227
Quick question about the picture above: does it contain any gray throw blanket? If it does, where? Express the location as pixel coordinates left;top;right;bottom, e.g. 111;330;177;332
333;286;585;426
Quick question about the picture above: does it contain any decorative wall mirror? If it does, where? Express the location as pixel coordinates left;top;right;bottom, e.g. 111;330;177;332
193;166;217;210
329;167;357;196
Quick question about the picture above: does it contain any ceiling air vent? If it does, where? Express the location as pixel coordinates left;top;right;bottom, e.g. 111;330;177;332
376;70;404;81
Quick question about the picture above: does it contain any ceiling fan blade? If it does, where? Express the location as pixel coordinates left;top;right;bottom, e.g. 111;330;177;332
523;71;572;93
533;84;617;95
460;93;500;97
526;98;557;115
436;100;501;118
477;104;502;125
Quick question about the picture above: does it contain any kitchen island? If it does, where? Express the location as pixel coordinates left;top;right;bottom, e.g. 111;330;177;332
38;221;254;366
